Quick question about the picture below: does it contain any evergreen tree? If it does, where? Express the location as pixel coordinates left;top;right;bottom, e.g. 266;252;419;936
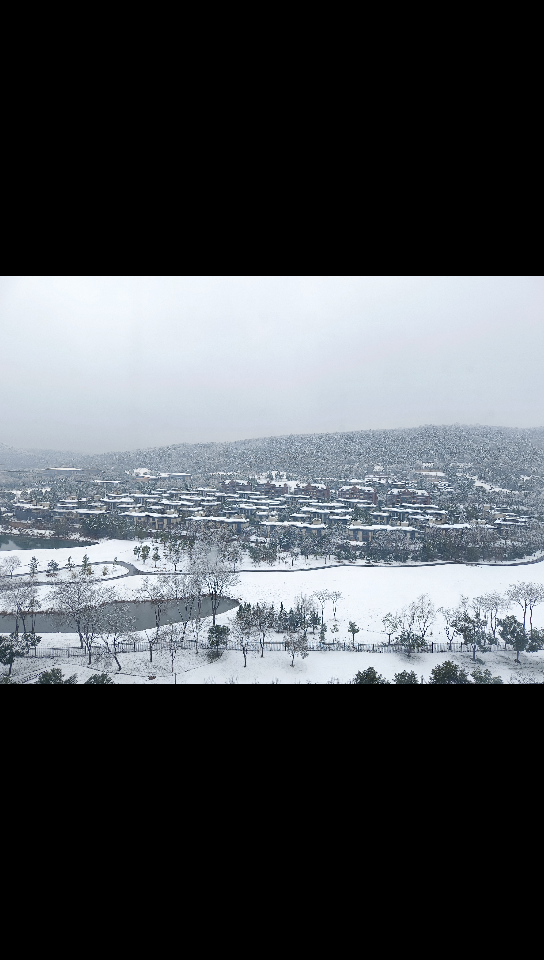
207;624;230;656
84;673;115;684
141;545;150;564
470;667;503;684
310;611;320;634
394;670;420;684
428;661;470;684
352;667;389;684
451;610;490;661
498;615;528;663
348;621;360;646
526;627;544;653
397;629;427;656
36;668;78;684
0;632;41;676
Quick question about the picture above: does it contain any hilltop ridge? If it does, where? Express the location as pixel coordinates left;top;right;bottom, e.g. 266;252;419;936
2;425;544;488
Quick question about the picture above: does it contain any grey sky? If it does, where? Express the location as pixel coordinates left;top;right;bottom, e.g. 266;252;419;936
1;276;542;454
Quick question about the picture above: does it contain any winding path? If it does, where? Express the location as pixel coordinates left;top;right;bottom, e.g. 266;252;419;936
6;552;544;586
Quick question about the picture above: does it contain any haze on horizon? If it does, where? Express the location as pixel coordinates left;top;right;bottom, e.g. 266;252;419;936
1;276;542;455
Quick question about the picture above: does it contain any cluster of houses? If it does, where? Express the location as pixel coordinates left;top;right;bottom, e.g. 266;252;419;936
2;468;537;547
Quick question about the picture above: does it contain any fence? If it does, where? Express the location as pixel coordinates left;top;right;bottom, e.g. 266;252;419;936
25;636;493;660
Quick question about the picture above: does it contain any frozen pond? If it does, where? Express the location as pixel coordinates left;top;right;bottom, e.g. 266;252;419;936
0;536;97;551
0;597;238;634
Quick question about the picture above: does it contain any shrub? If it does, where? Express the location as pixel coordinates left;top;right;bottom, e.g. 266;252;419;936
352;667;389;684
428;661;470;684
36;668;78;684
394;670;420;684
470;667;503;684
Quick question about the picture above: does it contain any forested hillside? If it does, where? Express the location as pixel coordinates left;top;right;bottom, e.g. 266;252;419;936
2;425;544;488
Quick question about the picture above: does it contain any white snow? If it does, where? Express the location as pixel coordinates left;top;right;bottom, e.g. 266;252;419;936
5;538;544;683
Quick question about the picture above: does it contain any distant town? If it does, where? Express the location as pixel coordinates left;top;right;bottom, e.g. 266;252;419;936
1;448;541;565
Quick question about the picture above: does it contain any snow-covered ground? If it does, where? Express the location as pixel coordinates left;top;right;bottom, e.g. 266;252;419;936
5;538;544;682
9;536;544;632
13;642;544;684
3;537;541;577
2;540;133;573
474;480;512;493
36;561;124;582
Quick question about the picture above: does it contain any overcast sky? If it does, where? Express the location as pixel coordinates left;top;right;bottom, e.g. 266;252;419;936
1;276;542;454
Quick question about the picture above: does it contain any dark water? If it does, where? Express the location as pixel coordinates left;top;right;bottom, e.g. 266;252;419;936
0;597;238;634
0;536;97;551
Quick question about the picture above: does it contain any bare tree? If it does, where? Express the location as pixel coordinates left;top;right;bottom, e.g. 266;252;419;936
473;591;505;642
382;612;402;644
162;573;197;653
294;593;316;633
526;584;544;635
506;582;544;635
158;621;186;674
165;538;184;572
1;575;41;637
285;629;310;667
0;556;21;579
137;575;173;632
252;602;275;658
217;534;243;572
402;594;436;641
312;589;330;625
48;576;108;662
329;591;342;618
231;614;258;668
191;606;206;655
439;606;464;651
199;561;239;626
96;601;136;672
179;571;206;653
141;625;164;663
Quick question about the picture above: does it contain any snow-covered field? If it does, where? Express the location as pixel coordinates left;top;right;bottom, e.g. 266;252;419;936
5;538;544;683
5;536;542;577
13;641;544;684
38;561;123;582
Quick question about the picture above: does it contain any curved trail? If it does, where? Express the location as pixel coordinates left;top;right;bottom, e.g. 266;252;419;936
17;559;140;586
8;553;544;585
